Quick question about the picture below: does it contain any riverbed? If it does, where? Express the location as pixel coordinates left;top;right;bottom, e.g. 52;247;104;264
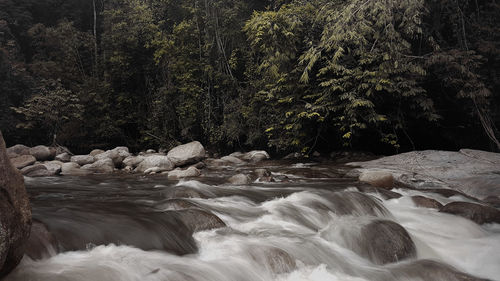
5;161;500;281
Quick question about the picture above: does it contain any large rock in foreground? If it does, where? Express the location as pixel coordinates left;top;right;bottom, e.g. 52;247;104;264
0;131;32;277
167;141;205;166
348;149;500;199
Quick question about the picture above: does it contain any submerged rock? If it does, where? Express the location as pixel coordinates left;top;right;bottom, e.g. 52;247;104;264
174;209;226;232
25;220;57;260
167;141;206;166
356;185;402;200
6;145;30;158
55;152;71;162
0;131;31;277
440;201;500;224
81;158;115;173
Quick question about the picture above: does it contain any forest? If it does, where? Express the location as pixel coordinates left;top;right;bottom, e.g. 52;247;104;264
1;0;499;155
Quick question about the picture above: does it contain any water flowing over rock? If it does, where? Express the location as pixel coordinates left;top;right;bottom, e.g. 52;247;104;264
248;246;297;274
440;201;500;224
29;145;55;161
10;155;36;169
167;141;205;167
25;220;56;260
348;149;500;199
220;155;246;165
89;149;105;156
0;131;31;277
70;155;96;166
55;153;71;162
135;155;174;173
356;185;402;199
411;195;443;209
173;209;226;232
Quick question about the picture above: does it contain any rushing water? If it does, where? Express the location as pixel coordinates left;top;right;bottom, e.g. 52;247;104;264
5;161;500;281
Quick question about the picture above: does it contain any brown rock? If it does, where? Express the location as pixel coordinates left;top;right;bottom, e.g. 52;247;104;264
10;155;36;169
411;195;443;209
20;164;47;175
25;220;57;260
440;201;500;224
29;145;55;161
359;170;394;189
0;131;32;277
6;145;30;158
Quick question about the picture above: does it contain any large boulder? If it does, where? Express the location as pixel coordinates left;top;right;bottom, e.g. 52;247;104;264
25;220;57;260
348;149;500;199
70;155;95;166
81;158;114;173
10;155;36;169
167;141;205;166
20;164;47;176
440;201;500;224
220;155;246;165
29;145;55;161
6;145;30;159
135;155;174;173
0;131;32;277
167;167;201;179
174;209;226;232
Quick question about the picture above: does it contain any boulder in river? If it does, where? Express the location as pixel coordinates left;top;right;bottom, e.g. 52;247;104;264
70;155;95;166
411;195;443;209
95;147;130;167
10;155;36;169
391;259;490;281
440;201;500;224
174;209;226;232
136;155;174;173
123;155;145;168
167;141;205;166
228;174;252;185
167;167;201;179
0;131;32;277
25;220;57;260
60;162;91;176
89;149;105;156
6;145;30;158
220;155;246;165
359;170;394;189
248;246;297;274
241;150;270;163
358;220;416;265
42;161;63;175
55;152;71;162
29;145;55;161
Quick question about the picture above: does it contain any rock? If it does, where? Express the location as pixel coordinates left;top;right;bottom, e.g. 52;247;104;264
283;152;301;159
20;164;47;175
25;220;57;260
29;145;55;161
241;150;270;162
81;158;114;173
54;146;71;155
144;167;163;174
95;147;130;167
0;131;31;277
411;195;443;209
156;199;201;210
60;162;91;176
254;168;274;182
55;153;71;162
228;174;252;185
392;259;490;281
167;141;205;166
70;155;95;166
220;155;246;165
122;155;145;168
167;167;201;179
10;155;37;169
249;246;296;274
359;170;394;189
174;209;226;232
440;201;500;224
42;161;62;175
6;145;30;159
348;149;500;200
358;220;416;265
146;149;156;153
483;196;500;208
136;155;174;173
190;162;205;169
172;187;214;199
89;149;105;156
356;185;402;200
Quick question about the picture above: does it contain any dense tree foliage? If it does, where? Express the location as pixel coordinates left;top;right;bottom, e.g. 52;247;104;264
0;0;498;154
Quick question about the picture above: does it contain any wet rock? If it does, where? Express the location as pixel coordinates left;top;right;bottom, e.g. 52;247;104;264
42;161;62;175
10;155;36;169
356;185;402;200
167;167;201;179
6;145;29;159
254;168;274;182
55;152;71;162
391;259;490;281
25;220;57;260
167;141;206;166
241;150;270;162
157;199;201;210
411;195;443;209
123;155;145;168
358;220;416;265
483;196;500;208
60;162;91;176
136;155;174;173
174;209;226;232
70;155;95;166
20;164;47;176
0;131;31;277
89;149;105;156
440;201;500;224
95;147;130;167
249;246;296;274
420;188;470;199
172;187;213;199
81;158;115;173
29;145;55;161
321;191;389;217
228;174;252;185
220;155;246;165
359;170;394;189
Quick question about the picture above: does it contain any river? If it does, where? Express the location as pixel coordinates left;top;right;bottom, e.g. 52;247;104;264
5;161;500;281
